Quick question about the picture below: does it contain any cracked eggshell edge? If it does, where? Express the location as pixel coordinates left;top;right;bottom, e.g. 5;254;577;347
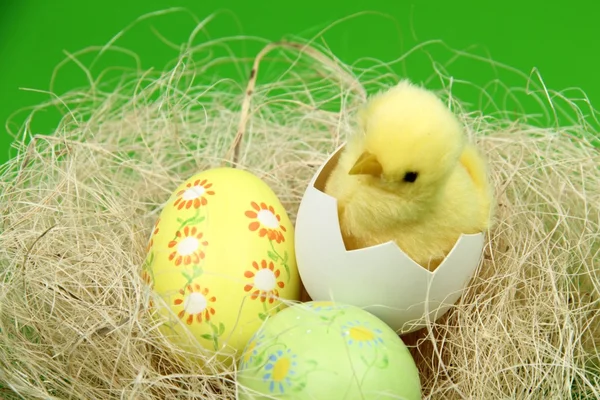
294;144;485;334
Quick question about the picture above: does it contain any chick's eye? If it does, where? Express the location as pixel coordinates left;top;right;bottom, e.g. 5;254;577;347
403;172;419;183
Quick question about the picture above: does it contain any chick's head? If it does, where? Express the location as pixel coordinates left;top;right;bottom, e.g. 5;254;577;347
349;80;466;200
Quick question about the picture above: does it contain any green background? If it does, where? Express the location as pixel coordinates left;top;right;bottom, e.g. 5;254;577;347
1;1;598;166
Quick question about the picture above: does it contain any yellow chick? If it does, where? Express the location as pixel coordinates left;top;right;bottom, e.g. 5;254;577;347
324;80;492;271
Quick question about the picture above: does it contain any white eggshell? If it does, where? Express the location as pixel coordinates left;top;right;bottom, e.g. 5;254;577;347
295;144;485;334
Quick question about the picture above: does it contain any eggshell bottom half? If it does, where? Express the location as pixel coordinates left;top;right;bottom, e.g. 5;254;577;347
294;145;485;334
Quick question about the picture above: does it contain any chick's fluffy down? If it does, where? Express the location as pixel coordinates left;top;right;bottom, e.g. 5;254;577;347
324;80;492;271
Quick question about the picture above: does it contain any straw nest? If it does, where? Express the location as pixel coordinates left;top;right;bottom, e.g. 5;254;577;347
1;12;599;400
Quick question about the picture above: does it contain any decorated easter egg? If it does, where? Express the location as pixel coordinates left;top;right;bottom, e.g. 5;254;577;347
237;301;422;400
141;167;300;358
295;144;485;334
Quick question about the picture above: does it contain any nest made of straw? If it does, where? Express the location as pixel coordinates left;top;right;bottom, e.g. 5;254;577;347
0;16;599;400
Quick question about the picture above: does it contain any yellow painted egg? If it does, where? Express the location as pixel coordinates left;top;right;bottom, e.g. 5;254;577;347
141;167;300;359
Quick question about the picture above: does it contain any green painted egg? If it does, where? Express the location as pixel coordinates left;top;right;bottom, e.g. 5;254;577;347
236;301;422;399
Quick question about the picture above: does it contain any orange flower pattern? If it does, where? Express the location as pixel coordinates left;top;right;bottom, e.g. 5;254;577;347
173;179;215;210
168;226;208;266
141;269;154;308
173;283;217;325
146;218;161;252
244;260;285;303
245;202;287;243
141;270;153;287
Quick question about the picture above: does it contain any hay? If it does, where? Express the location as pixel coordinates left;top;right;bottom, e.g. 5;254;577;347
1;11;599;399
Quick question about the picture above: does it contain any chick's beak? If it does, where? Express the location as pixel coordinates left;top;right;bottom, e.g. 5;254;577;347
348;151;383;176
